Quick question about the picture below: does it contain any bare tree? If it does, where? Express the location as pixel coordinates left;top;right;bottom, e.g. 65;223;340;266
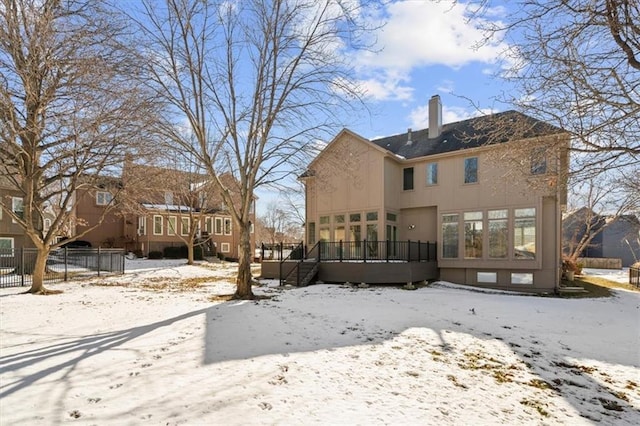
468;0;639;178
133;0;373;299
563;175;640;263
0;0;158;294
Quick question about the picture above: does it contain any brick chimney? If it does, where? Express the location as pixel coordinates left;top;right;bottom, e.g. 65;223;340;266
428;95;442;139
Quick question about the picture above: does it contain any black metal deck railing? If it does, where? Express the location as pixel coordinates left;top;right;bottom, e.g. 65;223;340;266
317;240;436;263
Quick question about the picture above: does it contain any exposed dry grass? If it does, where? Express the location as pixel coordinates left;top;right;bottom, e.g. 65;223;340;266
560;274;638;298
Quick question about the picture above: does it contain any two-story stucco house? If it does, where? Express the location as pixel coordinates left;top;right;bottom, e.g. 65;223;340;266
302;95;569;292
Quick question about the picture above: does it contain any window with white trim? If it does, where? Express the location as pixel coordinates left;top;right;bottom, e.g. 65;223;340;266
221;242;230;253
43;218;52;233
138;216;146;236
12;197;23;222
167;216;177;236
215;217;223;235
205;217;213;234
181;217;190;236
153;215;163;235
224;218;232;235
96;191;112;206
0;237;14;255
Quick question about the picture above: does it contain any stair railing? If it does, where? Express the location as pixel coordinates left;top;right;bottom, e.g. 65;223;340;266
281;241;321;286
278;241;304;286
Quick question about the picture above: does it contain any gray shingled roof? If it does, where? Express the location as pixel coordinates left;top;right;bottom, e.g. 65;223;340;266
371;110;563;160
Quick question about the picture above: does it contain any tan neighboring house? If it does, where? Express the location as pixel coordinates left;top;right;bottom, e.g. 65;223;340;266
302;95;569;292
73;164;256;260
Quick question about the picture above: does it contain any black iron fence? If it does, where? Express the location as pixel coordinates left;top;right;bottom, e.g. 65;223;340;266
318;240;437;263
0;248;125;288
260;242;304;261
630;266;640;288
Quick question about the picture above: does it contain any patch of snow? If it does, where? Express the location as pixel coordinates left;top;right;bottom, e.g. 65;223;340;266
583;268;631;285
1;263;638;425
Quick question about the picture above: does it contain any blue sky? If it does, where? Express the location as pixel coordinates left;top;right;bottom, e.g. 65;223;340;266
344;0;512;140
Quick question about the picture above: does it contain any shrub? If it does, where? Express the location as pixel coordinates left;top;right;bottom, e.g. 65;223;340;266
217;252;225;260
148;251;163;259
163;245;204;260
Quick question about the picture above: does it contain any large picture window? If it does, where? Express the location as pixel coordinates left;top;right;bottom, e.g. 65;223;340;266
464;211;483;258
464;157;478;184
442;214;459;258
514;208;536;259
488;210;508;258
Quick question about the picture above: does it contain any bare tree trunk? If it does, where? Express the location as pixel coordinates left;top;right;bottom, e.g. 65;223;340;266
187;244;194;265
27;248;52;294
234;223;253;299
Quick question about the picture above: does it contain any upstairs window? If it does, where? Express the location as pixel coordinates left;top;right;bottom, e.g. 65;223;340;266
224;218;232;235
403;167;414;190
426;163;438;185
464;157;478;184
96;191;112;206
12;197;23;222
531;147;547;175
215;217;223;235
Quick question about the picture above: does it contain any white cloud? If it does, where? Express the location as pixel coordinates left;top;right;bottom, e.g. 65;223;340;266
354;1;511;102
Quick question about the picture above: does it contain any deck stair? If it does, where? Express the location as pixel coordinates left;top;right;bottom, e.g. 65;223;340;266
283;259;319;287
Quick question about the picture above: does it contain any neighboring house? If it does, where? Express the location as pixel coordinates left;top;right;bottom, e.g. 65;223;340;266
563;208;640;267
302;95;569;292
74;163;256;260
0;178;30;252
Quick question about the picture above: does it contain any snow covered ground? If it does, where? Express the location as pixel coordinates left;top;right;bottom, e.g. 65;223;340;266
1;260;638;425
